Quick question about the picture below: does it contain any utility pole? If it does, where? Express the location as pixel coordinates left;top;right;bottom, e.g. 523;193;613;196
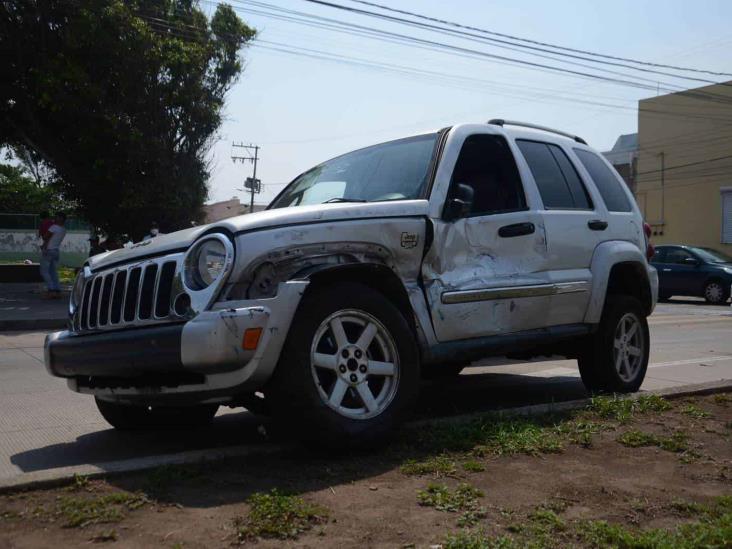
231;142;261;213
659;151;665;229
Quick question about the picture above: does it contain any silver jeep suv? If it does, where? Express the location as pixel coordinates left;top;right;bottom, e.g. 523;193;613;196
45;120;658;444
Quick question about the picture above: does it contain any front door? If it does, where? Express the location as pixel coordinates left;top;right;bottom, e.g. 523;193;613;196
661;247;704;295
422;132;557;342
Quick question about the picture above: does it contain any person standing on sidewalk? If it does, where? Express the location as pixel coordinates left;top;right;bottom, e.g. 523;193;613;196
40;212;67;298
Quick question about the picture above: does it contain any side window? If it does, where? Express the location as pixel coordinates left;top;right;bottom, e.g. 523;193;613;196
665;248;694;265
517;140;592;210
574;149;632;212
449;134;527;216
651;248;667;263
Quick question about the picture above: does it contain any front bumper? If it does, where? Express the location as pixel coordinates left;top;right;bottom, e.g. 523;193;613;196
44;281;307;403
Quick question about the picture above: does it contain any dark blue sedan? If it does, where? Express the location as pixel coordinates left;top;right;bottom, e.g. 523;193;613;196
650;245;732;304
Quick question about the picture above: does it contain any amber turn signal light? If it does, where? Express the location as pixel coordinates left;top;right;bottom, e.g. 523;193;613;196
242;327;263;350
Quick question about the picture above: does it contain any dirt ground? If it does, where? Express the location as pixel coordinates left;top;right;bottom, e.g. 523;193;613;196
1;392;731;548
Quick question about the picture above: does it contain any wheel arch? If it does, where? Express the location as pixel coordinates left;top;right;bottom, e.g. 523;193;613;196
302;263;414;326
585;241;656;323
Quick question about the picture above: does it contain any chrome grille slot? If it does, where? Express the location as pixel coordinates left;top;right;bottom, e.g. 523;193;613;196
124;268;141;322
88;277;102;328
110;271;126;324
138;265;158;320
72;253;184;334
98;275;113;326
155;262;177;318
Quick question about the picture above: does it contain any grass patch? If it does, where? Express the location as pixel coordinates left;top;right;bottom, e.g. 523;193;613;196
55;492;148;528
418;483;486;527
401;454;457;477
442;496;732;549
617;429;689;453
462;460;486;473
589;394;671;423
234;489;327;541
443;529;514;549
713;394;730;406
58;266;76;285
680;403;712;419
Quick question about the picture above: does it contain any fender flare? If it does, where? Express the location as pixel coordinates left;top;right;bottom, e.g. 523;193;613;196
585;241;657;323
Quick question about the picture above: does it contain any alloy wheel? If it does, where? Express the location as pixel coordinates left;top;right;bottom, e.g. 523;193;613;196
705;282;724;303
310;309;399;420
612;312;645;382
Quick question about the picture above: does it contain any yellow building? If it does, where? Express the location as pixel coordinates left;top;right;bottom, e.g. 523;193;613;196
635;81;732;252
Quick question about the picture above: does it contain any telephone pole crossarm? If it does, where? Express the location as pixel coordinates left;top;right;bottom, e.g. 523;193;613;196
231;142;261;213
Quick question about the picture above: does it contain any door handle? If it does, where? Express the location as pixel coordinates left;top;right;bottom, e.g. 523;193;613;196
663;268;671;272
587;219;608;231
498;222;535;238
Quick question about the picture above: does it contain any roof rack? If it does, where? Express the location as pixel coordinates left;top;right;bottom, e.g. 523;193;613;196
487;119;587;145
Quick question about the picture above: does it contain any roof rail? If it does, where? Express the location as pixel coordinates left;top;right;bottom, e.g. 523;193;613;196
487;119;587;145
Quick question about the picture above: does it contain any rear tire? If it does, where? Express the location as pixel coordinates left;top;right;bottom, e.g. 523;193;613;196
704;280;729;304
578;295;649;394
266;282;420;447
95;398;218;430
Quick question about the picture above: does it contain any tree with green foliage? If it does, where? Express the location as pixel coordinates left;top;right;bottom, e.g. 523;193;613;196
0;162;69;214
0;0;255;238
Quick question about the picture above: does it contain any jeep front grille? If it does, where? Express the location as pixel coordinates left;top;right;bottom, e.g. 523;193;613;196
73;254;184;333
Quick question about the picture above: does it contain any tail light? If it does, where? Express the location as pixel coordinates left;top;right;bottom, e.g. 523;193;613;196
643;222;654;261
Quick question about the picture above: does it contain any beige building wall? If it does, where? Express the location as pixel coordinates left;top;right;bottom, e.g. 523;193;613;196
636;81;732;252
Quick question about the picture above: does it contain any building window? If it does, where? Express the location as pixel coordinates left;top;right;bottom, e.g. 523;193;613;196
722;188;732;244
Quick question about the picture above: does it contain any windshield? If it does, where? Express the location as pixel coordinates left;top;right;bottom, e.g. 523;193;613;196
690;247;732;264
269;133;439;209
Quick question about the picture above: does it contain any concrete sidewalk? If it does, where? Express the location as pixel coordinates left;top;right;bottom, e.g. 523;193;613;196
0;283;69;331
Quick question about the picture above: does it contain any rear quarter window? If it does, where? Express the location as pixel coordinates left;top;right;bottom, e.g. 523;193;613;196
573;149;632;212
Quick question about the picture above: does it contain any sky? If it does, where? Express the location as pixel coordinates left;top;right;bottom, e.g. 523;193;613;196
203;0;732;206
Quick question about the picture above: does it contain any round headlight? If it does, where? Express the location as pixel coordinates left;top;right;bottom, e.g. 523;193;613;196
184;237;228;290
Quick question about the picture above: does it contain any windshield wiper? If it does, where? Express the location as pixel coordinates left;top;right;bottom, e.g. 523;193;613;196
322;197;368;204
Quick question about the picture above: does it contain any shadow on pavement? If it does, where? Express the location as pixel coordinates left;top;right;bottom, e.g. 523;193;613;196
10;371;588;474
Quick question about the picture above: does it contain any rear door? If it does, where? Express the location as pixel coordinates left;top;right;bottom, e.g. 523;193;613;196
514;140;600;323
571;148;645;251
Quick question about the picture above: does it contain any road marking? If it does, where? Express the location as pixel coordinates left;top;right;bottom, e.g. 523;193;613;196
528;355;732;379
649;355;732;368
650;316;732;326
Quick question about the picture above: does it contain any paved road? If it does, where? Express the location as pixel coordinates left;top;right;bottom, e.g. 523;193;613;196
1;299;731;483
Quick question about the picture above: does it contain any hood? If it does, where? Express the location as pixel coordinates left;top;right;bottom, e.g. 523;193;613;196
88;199;430;271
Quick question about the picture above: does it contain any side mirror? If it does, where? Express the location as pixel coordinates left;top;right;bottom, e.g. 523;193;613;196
684;257;700;266
444;183;474;221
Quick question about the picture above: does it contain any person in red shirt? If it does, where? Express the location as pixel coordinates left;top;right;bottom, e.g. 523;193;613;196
38;211;53;240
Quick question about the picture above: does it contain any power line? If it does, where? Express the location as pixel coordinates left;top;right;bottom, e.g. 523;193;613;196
342;0;732;78
233;0;732;106
297;0;723;87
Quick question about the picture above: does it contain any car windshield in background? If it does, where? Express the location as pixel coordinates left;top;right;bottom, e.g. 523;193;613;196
269;133;439;209
691;247;732;264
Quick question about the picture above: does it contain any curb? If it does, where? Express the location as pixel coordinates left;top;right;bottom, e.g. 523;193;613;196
407;379;732;428
1;379;731;493
0;319;66;332
0;443;290;494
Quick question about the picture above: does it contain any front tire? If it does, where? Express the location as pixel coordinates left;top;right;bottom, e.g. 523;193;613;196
704;280;729;304
578;295;649;394
267;282;420;447
95;398;218;430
